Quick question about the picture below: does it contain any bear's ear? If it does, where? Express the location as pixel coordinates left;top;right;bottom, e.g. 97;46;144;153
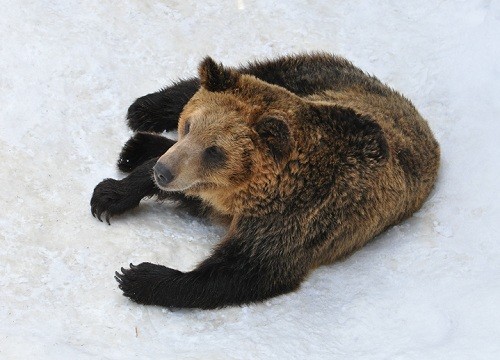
253;116;292;163
198;57;240;92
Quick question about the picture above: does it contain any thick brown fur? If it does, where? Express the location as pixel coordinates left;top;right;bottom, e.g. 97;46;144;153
91;53;440;309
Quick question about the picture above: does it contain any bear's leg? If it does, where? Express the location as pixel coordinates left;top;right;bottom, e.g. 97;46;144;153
92;157;205;224
91;158;160;224
127;78;200;133
117;132;175;173
115;217;308;309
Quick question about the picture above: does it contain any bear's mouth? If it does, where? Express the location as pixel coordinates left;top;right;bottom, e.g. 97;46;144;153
153;176;212;194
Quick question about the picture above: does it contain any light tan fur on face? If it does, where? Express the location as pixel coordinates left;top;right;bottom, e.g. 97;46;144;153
157;135;203;192
156;91;259;214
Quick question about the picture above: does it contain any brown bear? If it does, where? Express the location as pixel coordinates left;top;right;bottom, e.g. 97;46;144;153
91;53;440;309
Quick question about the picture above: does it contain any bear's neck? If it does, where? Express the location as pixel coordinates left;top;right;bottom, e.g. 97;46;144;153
204;178;286;218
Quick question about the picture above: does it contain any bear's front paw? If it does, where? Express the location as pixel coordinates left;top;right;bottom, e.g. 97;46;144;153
90;178;140;224
115;263;182;306
117;133;154;172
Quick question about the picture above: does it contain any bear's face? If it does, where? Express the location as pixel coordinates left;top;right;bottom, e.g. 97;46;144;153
153;57;300;214
154;95;255;195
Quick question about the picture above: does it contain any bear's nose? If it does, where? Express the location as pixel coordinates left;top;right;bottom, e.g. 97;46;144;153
153;162;174;187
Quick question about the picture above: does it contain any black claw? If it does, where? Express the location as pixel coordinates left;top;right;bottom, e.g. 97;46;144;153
115;271;123;279
106;213;111;225
129;263;136;269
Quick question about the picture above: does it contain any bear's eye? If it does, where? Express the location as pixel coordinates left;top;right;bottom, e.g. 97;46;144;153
183;121;191;136
202;146;227;168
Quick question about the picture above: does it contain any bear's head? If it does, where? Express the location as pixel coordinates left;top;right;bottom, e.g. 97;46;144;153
153;57;305;215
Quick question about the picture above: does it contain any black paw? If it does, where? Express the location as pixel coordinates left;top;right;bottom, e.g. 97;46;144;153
127;93;169;133
117;132;174;173
115;262;182;305
90;178;141;224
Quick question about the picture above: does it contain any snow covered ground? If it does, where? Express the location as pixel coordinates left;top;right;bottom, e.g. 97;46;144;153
1;0;499;358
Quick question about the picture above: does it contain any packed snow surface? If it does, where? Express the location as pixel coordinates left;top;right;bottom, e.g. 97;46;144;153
1;1;499;359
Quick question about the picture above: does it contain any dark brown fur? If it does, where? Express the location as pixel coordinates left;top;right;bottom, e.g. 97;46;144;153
91;53;440;309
